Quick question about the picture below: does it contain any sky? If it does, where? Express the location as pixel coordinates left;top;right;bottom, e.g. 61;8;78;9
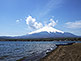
0;0;81;36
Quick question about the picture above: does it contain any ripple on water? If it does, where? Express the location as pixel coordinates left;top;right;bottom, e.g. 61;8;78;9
0;41;78;61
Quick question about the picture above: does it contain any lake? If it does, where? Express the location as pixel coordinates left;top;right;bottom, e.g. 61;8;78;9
0;41;81;61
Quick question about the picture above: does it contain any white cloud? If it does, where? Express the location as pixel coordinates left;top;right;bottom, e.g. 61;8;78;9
16;19;23;23
48;19;57;27
16;20;20;23
25;16;43;29
25;16;57;29
65;20;81;29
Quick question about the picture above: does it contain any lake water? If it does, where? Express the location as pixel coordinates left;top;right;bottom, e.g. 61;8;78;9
0;41;81;61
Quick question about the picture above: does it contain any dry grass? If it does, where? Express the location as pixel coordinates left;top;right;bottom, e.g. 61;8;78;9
40;43;81;61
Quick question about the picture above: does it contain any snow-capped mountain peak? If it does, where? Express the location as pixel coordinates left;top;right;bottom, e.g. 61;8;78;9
28;26;64;34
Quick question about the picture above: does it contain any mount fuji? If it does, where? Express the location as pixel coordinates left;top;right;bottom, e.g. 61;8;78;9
16;26;77;39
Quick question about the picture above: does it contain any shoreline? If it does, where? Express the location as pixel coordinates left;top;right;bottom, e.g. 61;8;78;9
40;43;81;61
17;42;76;61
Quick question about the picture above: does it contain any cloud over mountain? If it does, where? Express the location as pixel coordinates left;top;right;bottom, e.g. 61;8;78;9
25;16;57;29
25;16;43;29
48;19;57;27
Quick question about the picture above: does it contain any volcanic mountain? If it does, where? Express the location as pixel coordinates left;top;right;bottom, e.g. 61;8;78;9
18;26;77;39
0;26;78;39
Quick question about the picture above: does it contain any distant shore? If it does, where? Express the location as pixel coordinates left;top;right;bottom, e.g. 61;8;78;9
40;43;81;61
0;37;81;41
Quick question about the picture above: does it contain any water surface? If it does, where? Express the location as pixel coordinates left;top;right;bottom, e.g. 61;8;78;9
0;41;81;61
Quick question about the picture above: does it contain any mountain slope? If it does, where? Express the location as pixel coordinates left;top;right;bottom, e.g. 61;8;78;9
29;26;64;34
0;26;77;39
19;26;77;39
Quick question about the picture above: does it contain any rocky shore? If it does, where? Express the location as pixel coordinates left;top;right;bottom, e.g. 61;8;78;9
40;43;81;61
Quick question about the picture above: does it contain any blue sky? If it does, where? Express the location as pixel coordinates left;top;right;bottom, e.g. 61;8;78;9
0;0;81;36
